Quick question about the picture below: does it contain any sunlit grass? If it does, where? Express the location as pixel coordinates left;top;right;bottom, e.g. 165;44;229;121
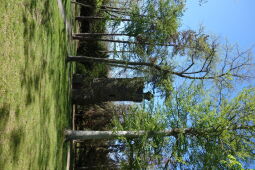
0;0;75;169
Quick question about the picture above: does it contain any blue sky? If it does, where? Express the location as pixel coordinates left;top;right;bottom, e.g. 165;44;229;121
181;1;255;168
167;0;255;92
182;0;255;54
111;1;255;168
174;0;255;93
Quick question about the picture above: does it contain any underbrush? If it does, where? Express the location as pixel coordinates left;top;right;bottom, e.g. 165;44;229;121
75;0;110;77
71;0;120;169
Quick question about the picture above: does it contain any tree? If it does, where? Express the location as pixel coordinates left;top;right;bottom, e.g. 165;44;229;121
70;0;254;168
72;75;153;104
73;0;184;56
67;41;252;83
71;0;253;94
72;0;253;96
72;0;253;91
65;86;255;169
65;128;199;140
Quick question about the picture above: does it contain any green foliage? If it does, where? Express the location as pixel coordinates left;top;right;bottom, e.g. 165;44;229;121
168;86;255;169
76;61;109;78
113;107;166;131
178;86;253;165
75;0;253;168
221;155;244;170
112;84;255;169
112;106;168;169
76;0;109;78
125;0;183;39
117;0;184;62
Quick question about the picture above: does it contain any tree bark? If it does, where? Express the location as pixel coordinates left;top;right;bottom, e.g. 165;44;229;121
67;56;226;80
71;1;146;17
73;33;131;37
75;16;132;22
98;50;134;53
72;36;176;47
67;56;164;71
76;164;121;170
72;76;153;105
64;128;195;140
71;1;129;11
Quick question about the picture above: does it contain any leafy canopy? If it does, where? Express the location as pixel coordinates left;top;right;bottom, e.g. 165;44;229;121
112;85;255;169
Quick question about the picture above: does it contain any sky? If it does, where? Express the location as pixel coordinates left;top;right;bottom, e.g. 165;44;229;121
181;0;255;168
170;0;255;98
109;1;255;168
182;0;255;51
173;0;255;91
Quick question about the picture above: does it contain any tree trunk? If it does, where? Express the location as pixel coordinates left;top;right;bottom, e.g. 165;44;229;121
104;63;147;72
67;56;164;71
72;36;176;47
67;56;220;80
72;75;153;105
64;128;195;140
73;33;131;37
71;1;145;17
98;50;134;53
75;16;132;22
76;164;122;170
71;1;129;11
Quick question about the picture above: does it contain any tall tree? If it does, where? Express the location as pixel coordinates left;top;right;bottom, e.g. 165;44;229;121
67;40;252;92
71;0;253;94
70;0;254;169
72;76;152;104
65;86;255;169
74;0;184;57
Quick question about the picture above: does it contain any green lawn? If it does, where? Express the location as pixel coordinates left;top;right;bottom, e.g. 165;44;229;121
0;0;75;169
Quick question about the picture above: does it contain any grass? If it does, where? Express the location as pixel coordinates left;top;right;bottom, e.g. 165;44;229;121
0;0;75;169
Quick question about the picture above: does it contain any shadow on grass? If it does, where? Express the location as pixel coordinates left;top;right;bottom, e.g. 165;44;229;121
20;0;55;106
24;0;53;34
15;106;21;119
0;144;6;170
18;0;72;169
21;12;42;106
37;129;51;169
0;104;10;169
0;103;10;130
21;0;71;107
9;128;25;162
52;32;73;170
